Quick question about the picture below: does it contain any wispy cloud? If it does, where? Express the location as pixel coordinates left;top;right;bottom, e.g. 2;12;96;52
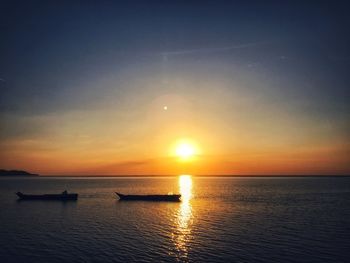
161;41;269;57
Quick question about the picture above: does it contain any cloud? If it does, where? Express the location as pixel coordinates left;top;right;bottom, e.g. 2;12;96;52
160;41;269;57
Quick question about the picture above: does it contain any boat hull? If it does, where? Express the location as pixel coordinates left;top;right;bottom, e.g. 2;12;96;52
16;192;78;201
116;192;181;202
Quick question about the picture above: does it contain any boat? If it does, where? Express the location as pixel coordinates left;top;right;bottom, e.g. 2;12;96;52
116;192;181;202
16;191;78;201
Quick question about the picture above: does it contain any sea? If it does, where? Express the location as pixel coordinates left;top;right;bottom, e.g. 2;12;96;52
0;176;349;263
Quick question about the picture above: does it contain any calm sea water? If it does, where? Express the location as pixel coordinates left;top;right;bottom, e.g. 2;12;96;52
0;176;349;262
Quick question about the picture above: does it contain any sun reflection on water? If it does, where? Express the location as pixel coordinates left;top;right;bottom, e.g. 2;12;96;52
172;175;193;259
179;175;192;202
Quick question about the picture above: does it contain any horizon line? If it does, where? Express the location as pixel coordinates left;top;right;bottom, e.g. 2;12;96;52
35;174;350;177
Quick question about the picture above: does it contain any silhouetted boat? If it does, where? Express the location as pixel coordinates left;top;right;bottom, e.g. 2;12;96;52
16;191;78;201
116;192;181;202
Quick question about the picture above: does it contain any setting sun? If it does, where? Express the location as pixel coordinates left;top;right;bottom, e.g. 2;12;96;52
176;144;194;158
174;141;197;160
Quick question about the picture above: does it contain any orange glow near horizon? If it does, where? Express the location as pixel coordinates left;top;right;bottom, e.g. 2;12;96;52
0;76;349;176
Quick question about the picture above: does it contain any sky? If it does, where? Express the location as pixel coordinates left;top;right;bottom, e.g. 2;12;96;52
0;0;349;175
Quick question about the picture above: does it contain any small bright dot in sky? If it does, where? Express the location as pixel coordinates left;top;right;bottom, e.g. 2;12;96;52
163;106;168;110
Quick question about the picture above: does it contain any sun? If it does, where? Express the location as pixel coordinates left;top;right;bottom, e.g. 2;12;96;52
174;140;197;160
176;143;194;158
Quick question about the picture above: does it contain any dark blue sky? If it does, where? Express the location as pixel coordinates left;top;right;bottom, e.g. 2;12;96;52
1;1;349;114
0;1;349;174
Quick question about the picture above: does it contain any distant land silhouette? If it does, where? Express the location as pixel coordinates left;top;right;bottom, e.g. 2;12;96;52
0;169;38;176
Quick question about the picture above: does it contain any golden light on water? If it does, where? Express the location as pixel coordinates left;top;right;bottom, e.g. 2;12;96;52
179;175;193;201
172;175;193;258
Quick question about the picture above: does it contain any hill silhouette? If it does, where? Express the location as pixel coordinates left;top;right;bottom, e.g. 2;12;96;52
0;169;38;176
